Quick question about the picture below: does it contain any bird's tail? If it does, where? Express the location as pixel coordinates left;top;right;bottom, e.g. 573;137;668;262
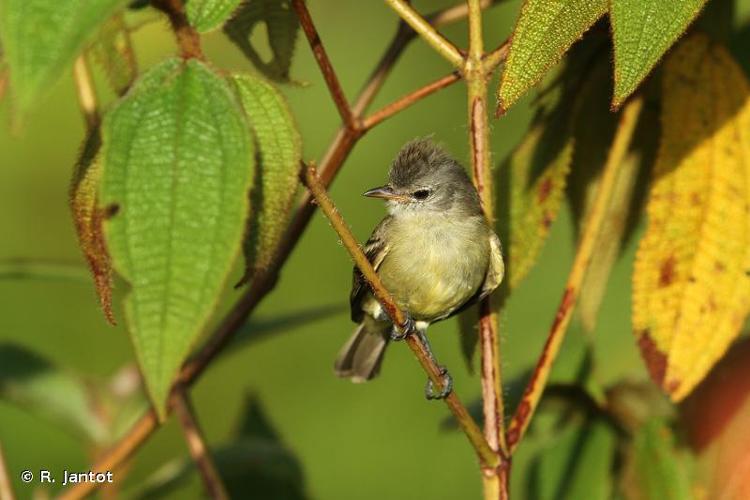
334;317;390;383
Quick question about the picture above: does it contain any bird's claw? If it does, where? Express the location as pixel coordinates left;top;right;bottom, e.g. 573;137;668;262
390;314;416;341
425;366;453;400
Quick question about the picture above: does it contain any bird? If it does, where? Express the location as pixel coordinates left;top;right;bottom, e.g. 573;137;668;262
334;138;504;398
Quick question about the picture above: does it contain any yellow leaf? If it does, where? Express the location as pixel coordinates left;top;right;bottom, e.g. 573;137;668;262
632;34;750;401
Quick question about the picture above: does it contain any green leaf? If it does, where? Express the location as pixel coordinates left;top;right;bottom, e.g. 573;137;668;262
224;0;299;82
610;0;708;108
0;0;129;113
0;343;108;442
89;13;137;96
622;419;694;500
186;0;243;33
497;75;573;292
100;58;254;417
497;0;607;113
228;73;301;285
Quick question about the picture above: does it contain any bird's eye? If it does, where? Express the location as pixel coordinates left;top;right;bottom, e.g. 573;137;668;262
413;189;430;200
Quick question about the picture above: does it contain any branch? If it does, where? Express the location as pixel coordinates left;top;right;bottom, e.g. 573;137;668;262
172;389;229;500
57;2;506;498
73;56;99;129
483;39;510;75
292;0;357;131
152;0;203;60
301;164;498;468
361;71;460;130
465;2;509;498
505;95;645;452
0;443;15;500
384;0;465;68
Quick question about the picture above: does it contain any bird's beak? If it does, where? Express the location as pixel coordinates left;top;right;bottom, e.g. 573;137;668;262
363;185;408;202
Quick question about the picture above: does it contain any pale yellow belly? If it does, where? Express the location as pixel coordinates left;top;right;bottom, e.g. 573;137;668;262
378;215;489;321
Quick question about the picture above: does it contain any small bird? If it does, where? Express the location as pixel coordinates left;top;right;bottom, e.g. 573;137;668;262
334;138;504;398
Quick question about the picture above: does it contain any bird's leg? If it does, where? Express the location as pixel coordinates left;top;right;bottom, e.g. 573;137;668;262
416;329;453;400
390;313;416;341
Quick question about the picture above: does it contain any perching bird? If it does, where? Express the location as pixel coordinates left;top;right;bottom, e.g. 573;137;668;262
334;138;504;398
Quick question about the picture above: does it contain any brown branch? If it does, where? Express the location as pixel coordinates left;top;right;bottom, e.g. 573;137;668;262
173;389;229;500
505;95;645;453
292;0;357;131
57;410;157;500
361;71;461;130
0;443;15;500
152;0;203;60
301;164;498;468
56;2;506;498
465;1;509;498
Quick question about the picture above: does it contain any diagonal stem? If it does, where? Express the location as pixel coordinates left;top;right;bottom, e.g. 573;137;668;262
384;0;465;68
505;95;645;453
361;71;461;130
302;164;498;468
292;0;357;131
173;389;229;500
0;442;15;500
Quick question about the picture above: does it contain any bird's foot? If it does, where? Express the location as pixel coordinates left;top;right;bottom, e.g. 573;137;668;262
425;366;453;400
390;314;416;341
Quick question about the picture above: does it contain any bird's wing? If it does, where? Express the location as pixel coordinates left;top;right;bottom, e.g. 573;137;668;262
479;231;505;300
350;216;392;322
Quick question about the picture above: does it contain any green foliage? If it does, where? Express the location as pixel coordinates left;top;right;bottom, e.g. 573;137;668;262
496;66;575;292
186;0;243;33
89;13;137;96
224;0;299;82
527;418;616;499
623;419;694;500
229;73;302;285
0;344;108;442
100;58;254;417
0;0;129;113
497;0;607;112
610;0;708;107
132;395;308;499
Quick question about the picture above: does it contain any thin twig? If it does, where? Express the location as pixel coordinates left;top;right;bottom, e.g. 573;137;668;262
57;3;505;498
482;39;511;75
505;95;645;452
152;0;203;60
0;443;15;500
57;411;157;500
465;1;509;498
384;0;466;68
302;164;498;468
173;389;229;500
361;71;461;130
73;56;99;129
292;0;357;131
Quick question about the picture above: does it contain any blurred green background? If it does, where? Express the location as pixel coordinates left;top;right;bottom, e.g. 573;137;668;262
0;0;698;498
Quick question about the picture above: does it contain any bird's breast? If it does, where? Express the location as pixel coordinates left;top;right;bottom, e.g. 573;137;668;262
378;213;490;321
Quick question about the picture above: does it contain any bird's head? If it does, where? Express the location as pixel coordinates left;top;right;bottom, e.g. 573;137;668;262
363;138;482;216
